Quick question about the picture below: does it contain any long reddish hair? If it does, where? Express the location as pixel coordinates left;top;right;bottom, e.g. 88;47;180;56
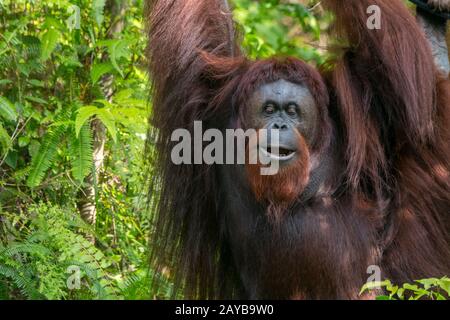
145;0;450;298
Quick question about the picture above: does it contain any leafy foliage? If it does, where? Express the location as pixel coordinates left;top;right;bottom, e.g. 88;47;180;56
0;203;118;299
361;277;450;300
26;125;66;187
233;0;330;63
0;0;157;300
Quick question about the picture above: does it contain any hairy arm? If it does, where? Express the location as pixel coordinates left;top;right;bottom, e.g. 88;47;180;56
324;0;438;188
145;0;240;298
146;0;238;134
325;0;450;279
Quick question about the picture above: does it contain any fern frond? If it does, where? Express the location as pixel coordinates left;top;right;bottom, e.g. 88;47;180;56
26;126;65;188
0;242;51;258
0;265;43;300
36;205;119;299
21;35;42;60
68;124;93;183
62;260;109;299
120;271;152;300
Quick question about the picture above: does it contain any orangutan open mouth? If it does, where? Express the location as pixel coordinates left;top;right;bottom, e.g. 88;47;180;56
260;145;297;161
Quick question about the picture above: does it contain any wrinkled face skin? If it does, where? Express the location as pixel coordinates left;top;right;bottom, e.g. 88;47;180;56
247;79;319;168
245;79;321;210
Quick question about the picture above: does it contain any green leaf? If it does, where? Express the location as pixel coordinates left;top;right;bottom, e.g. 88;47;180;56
0;123;11;152
75;106;116;141
0;96;17;121
403;283;419;292
28;140;41;159
94;251;104;260
5;150;18;169
437;277;450;295
96;108;117;142
109;40;126;77
0;79;13;86
387;285;398;297
18;136;30;147
68;125;93;182
92;99;112;107
75;106;100;137
359;280;391;296
375;295;392;300
27;79;45;88
416;278;438;287
114;89;134;102
40;28;60;62
92;0;106;26
91;62;114;84
396;288;405;300
25;95;48;105
98;39;129;78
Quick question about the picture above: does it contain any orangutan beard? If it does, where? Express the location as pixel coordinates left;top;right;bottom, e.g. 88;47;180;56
246;131;311;221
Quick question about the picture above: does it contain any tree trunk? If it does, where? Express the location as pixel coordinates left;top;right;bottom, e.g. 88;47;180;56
77;0;127;241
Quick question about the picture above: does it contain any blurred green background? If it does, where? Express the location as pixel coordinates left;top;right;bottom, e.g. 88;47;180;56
0;0;448;300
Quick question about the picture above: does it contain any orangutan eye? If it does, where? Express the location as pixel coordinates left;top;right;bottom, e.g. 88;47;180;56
263;103;276;115
286;104;298;117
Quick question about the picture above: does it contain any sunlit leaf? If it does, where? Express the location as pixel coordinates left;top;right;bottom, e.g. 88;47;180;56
96;108;117;142
40;28;60;62
75;106;100;137
0;123;11;152
92;0;106;26
91;62;114;84
25;96;47;105
0;96;17;121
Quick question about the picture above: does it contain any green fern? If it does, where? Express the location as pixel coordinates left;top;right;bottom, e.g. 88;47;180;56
0;203;121;299
62;260;110;299
68;124;93;183
33;204;120;299
120;270;152;300
0;279;9;300
0;265;43;300
1;242;51;258
21;35;42;60
26;126;65;187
